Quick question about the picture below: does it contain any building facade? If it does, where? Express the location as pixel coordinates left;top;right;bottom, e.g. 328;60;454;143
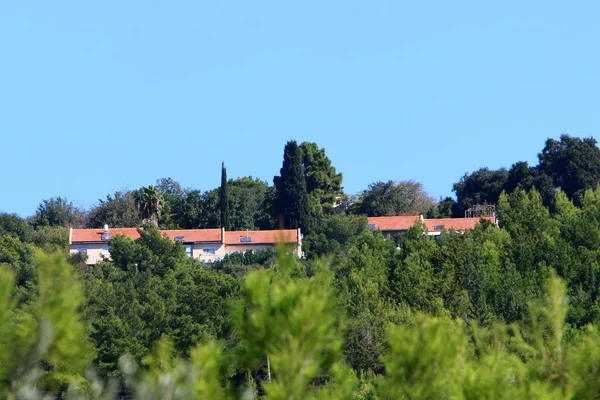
70;226;302;265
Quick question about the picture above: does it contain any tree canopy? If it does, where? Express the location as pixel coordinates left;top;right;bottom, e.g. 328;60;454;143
4;135;600;398
452;134;600;214
351;180;437;217
299;141;343;215
538;134;600;201
133;186;164;227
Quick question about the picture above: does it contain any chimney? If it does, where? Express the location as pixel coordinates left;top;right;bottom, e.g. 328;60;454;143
104;224;109;233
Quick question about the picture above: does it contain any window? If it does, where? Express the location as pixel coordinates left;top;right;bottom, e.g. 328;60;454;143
184;244;193;257
101;233;111;240
203;248;216;255
77;248;87;254
434;225;445;231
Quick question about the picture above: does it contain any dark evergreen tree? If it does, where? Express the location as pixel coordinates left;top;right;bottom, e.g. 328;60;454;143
219;162;230;230
505;161;554;206
538;134;600;201
274;140;311;233
452;168;509;216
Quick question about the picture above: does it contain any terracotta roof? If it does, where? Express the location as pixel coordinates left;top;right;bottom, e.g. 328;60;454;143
161;229;222;243
424;217;495;232
225;230;299;245
71;227;298;245
367;216;421;231
71;228;141;243
71;228;222;243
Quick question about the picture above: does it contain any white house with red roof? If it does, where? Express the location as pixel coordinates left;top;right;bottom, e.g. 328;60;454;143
70;225;302;265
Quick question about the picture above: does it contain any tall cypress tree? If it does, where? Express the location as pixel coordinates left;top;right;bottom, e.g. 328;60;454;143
219;162;230;230
274;140;311;233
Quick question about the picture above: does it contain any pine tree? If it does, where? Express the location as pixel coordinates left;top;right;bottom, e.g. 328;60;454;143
274;141;311;233
219;162;230;230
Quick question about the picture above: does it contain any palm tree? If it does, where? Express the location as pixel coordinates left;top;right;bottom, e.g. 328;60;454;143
134;186;164;227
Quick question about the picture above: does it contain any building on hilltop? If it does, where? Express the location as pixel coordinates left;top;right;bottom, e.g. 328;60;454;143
69;225;302;265
367;215;496;237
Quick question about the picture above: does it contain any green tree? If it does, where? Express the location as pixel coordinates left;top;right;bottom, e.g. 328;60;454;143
0;213;33;242
378;316;466;399
334;232;401;373
234;253;356;399
390;222;446;315
299;142;343;215
219;162;230;230
229;177;271;230
453;168;509;216
86;191;141;228
538;134;600;201
155;177;185;228
0;252;93;397
497;189;557;273
303;214;370;258
0;234;37;302
81;225;239;376
133;186;164;227
200;189;221;228
436;196;456;218
31;197;86;228
168;189;203;229
505;161;554;205
352;180;437;217
32;225;70;254
274;140;311;233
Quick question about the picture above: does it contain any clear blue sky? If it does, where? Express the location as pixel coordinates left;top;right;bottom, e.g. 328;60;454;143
1;1;599;217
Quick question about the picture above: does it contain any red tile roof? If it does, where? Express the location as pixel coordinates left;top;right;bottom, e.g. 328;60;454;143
71;228;222;243
161;229;222;242
71;228;141;243
424;217;495;232
367;216;421;231
225;230;299;245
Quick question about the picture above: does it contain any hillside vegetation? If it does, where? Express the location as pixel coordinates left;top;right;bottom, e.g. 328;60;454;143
3;135;600;398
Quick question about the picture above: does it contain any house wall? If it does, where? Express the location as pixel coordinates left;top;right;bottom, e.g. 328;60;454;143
72;239;302;265
69;243;109;264
226;244;278;254
226;243;302;257
192;242;226;263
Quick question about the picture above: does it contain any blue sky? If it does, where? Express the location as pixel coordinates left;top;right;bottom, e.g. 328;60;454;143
1;1;599;217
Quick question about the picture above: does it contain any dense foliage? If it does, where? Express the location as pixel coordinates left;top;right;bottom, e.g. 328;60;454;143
273;140;312;233
220;162;230;230
3;135;600;398
452;134;600;215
